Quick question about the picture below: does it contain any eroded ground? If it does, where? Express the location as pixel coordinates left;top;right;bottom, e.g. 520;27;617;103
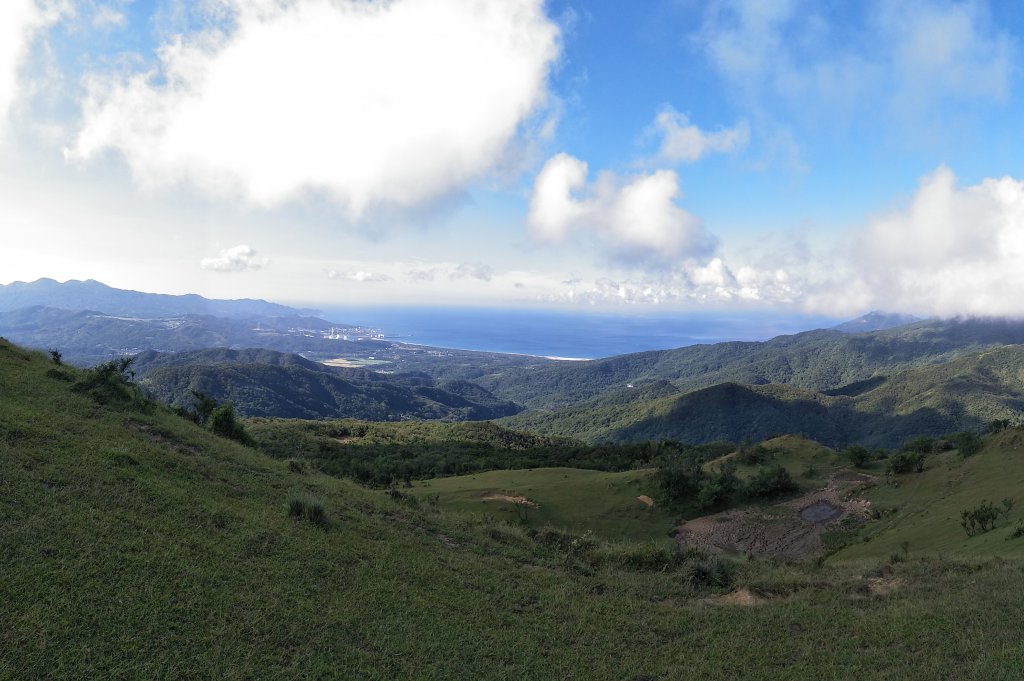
677;470;875;560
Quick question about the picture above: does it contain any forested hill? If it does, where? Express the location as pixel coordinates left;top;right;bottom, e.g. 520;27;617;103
134;348;521;421
501;345;1024;447
480;316;1024;409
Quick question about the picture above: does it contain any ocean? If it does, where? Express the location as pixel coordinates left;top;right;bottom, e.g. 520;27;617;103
317;306;841;360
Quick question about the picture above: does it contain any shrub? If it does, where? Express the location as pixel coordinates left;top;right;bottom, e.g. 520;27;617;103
745;464;798;498
886;451;925;475
288;497;330;529
48;349;62;365
72;357;141;405
951;431;983;458
208;402;255;446
844;445;872;468
960;501;1000;536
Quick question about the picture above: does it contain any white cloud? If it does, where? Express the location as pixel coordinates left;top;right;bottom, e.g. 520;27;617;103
651;106;749;163
543;259;798;306
0;0;63;136
803;166;1024;317
695;0;1013;135
327;269;390;283
68;0;560;217
528;153;714;265
449;263;493;282
200;244;268;272
92;5;127;29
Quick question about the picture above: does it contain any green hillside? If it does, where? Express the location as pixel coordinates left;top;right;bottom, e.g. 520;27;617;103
501;346;1024;447
6;337;1024;679
481;317;1024;409
134;348;521;421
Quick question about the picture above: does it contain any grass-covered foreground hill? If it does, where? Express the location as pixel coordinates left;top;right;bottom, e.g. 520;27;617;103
5;338;1024;680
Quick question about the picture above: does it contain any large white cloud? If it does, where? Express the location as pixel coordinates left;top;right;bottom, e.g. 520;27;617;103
527;153;715;265
804;166;1024;317
69;0;560;216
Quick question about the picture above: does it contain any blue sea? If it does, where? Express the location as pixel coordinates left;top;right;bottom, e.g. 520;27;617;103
318;306;841;360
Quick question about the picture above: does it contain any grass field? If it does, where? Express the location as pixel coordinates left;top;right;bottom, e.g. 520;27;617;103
408;467;675;543
706;435;846;488
837;432;1024;560
6;338;1024;679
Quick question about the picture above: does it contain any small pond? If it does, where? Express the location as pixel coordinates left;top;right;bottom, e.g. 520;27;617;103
799;501;843;524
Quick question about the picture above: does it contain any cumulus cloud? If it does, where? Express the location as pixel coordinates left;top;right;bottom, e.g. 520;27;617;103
651;106;749;163
803;166;1024;317
528;153;715;265
68;0;560;217
200;245;268;272
327;269;391;283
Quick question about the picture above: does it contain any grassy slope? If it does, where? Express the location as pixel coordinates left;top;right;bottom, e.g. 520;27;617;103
6;340;1024;679
837;431;1024;561
408;467;673;543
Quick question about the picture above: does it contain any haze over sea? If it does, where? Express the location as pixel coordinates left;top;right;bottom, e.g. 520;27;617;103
320;307;841;360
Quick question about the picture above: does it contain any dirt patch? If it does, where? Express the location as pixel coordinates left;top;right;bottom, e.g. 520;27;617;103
713;588;768;606
677;468;877;561
481;493;537;508
865;576;903;596
637;495;655;508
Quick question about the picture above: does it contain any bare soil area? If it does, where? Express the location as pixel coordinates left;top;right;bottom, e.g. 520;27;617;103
676;469;876;560
481;493;537;508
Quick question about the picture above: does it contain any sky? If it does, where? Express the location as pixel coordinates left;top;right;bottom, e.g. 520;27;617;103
2;0;1024;317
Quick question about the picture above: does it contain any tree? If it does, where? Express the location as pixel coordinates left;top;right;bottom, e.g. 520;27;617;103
208;401;255;446
844;445;871;468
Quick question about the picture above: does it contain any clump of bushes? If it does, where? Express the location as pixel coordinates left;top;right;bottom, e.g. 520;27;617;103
288;497;330;529
745;464;798;498
176;390;255;446
886;450;925;475
960;499;1013;537
72;357;145;406
844;445;872;468
950;431;983;458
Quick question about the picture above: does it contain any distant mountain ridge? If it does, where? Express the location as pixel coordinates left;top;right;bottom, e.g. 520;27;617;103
478;316;1024;409
501;345;1024;447
134;348;522;421
0;278;321;319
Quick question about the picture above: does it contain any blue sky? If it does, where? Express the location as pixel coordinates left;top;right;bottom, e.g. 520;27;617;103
3;0;1024;317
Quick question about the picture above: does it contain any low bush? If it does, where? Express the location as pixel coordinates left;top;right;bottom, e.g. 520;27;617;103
288;497;331;529
745;464;798;498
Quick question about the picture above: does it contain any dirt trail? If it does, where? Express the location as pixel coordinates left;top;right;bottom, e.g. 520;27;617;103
676;469;876;560
481;493;537;508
